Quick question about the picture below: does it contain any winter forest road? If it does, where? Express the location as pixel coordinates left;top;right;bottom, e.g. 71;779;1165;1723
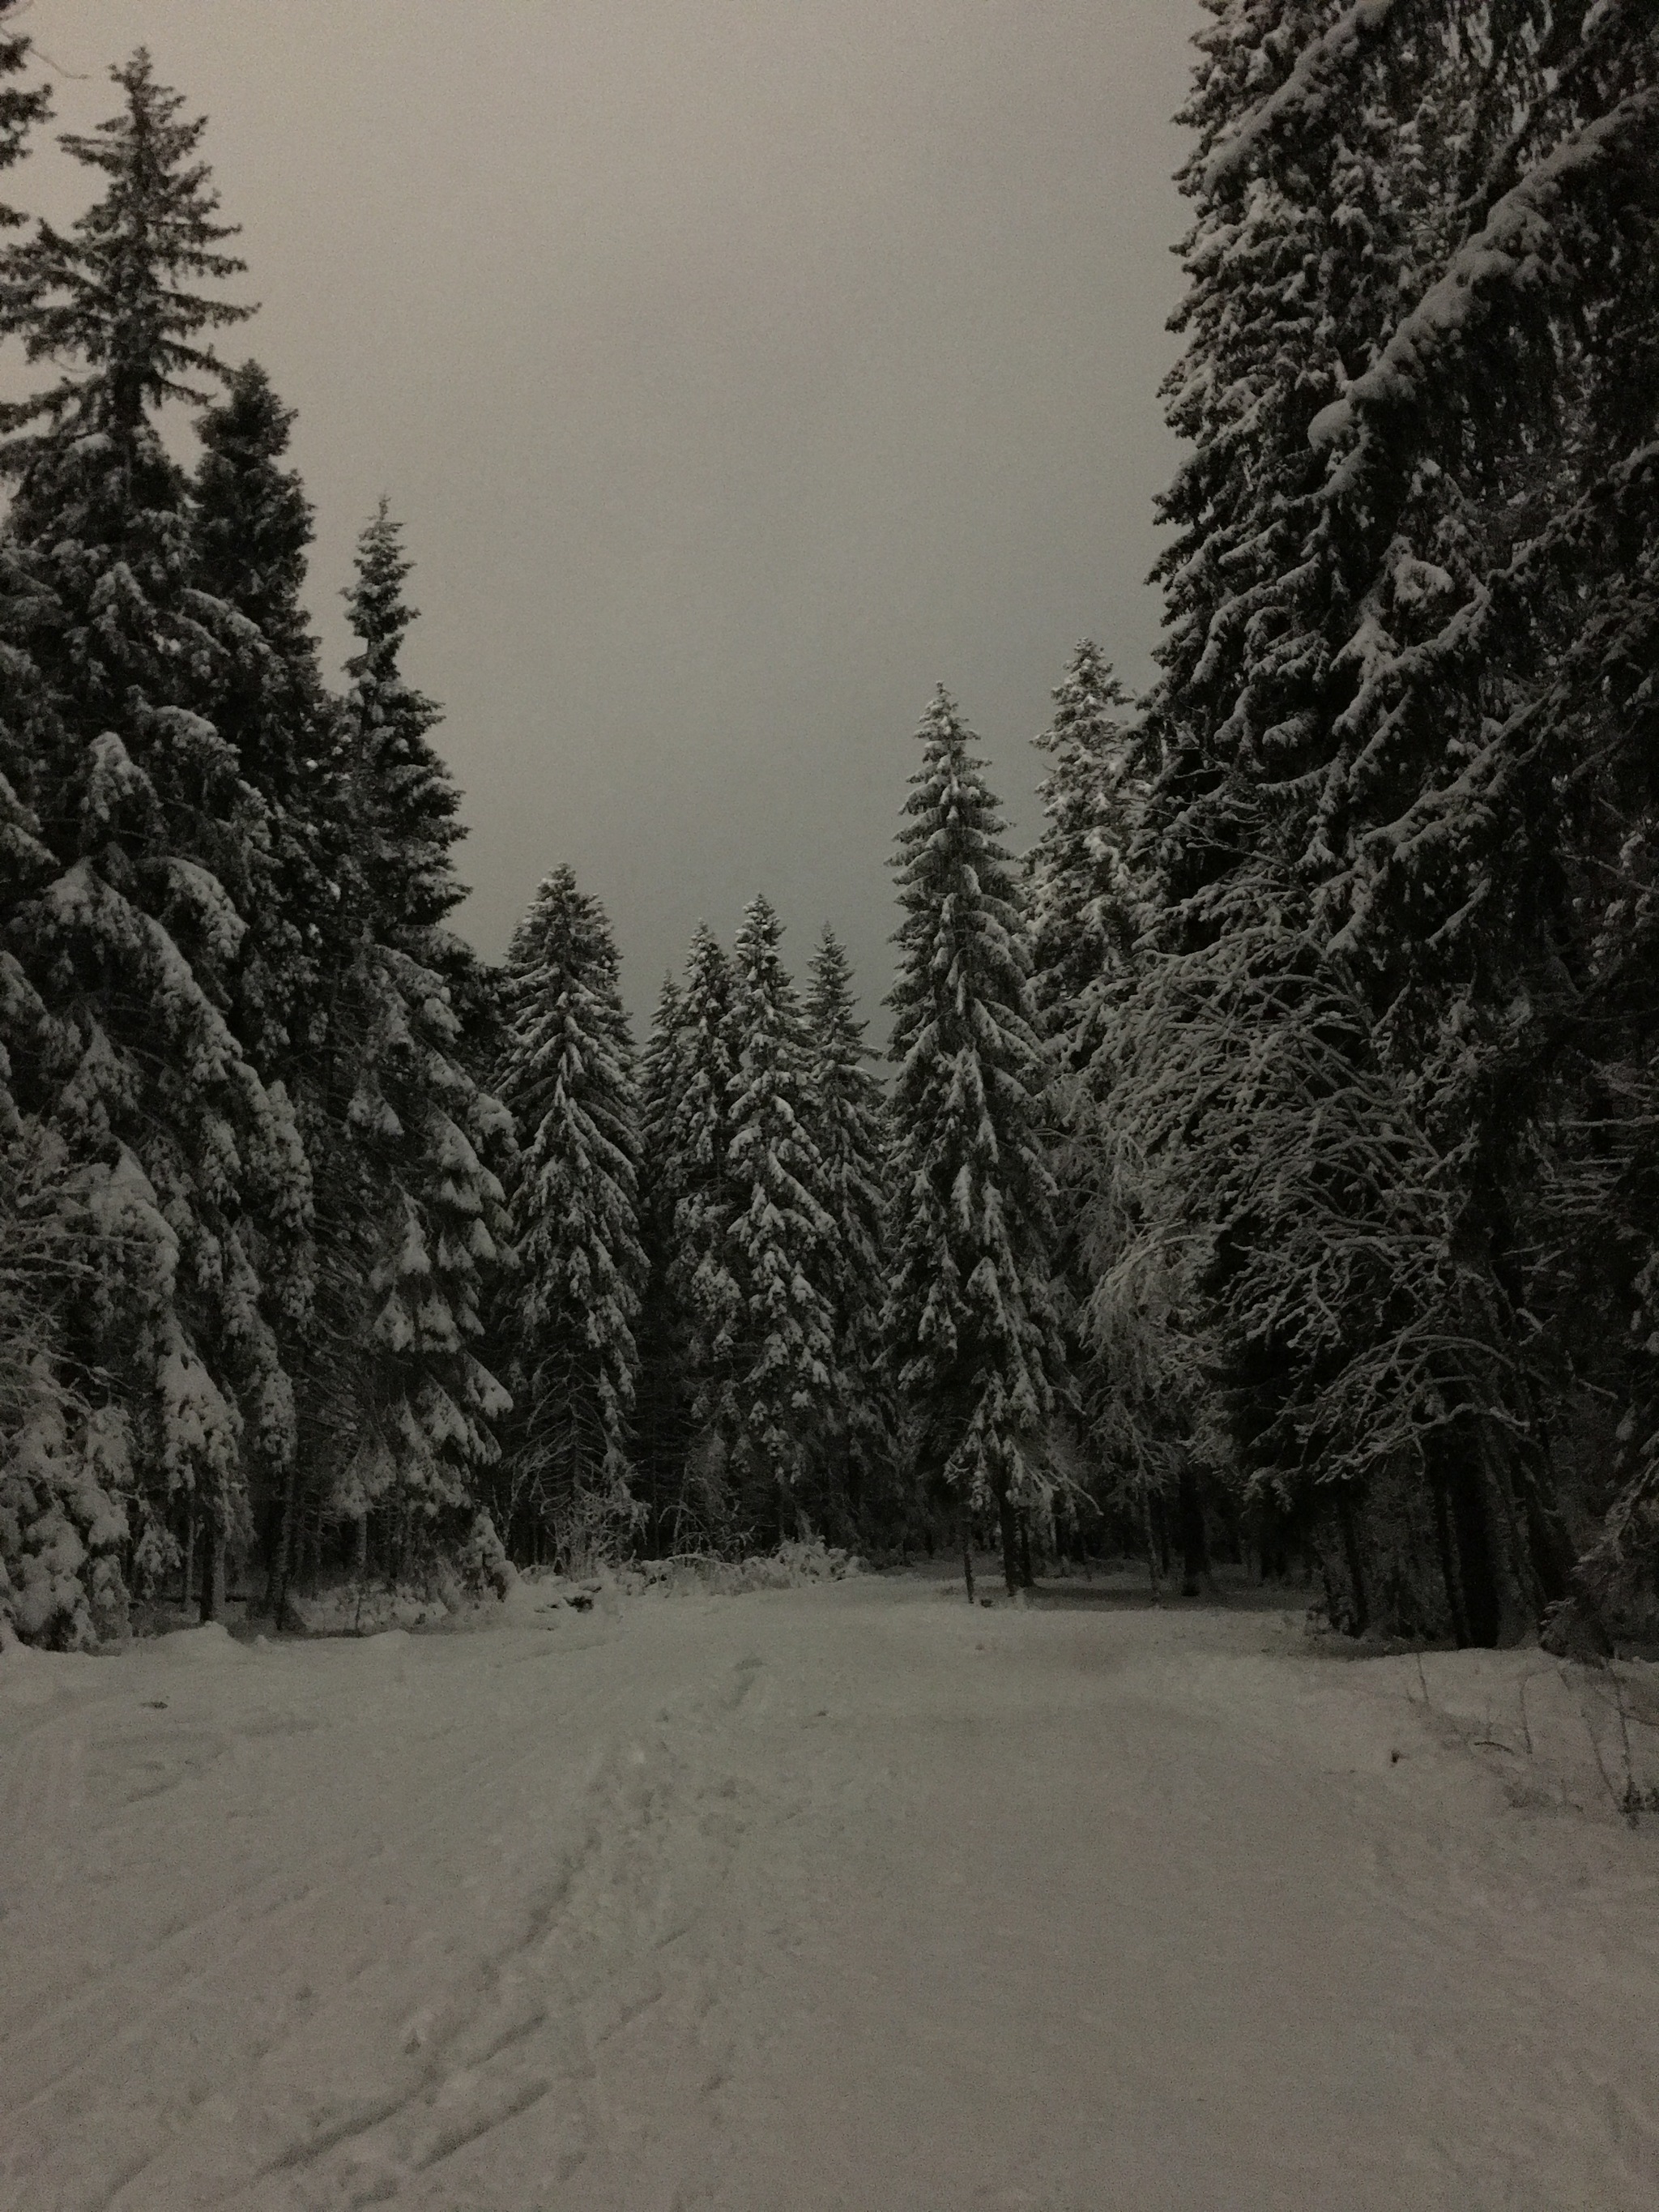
2;1574;1657;2212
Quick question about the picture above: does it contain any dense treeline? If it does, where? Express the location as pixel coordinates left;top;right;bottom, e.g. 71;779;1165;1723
0;35;517;1644
5;5;1658;1650
1056;0;1659;1647
0;32;940;1638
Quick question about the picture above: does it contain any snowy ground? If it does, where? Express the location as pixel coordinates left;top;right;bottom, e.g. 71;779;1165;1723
3;1572;1658;2212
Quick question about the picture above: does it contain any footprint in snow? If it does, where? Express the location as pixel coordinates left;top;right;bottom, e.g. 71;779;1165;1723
724;1655;764;1710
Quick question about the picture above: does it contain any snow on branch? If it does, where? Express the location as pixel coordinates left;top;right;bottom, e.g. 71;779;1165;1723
1202;0;1400;193
1311;88;1659;448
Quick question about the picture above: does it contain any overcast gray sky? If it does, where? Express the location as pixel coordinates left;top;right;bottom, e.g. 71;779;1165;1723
17;0;1200;1031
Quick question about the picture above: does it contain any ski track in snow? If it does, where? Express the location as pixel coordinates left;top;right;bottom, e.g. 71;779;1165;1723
2;1580;1657;2211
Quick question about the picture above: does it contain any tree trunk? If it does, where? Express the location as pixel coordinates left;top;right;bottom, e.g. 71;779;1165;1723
269;1458;300;1628
1444;1452;1501;1648
996;1490;1019;1598
1177;1455;1208;1598
198;1517;220;1625
1427;1462;1469;1646
1337;1488;1370;1637
962;1527;976;1606
1141;1481;1162;1599
1017;1518;1034;1591
266;1347;309;1625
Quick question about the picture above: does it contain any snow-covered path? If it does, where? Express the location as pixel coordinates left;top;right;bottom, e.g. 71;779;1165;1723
2;1577;1657;2212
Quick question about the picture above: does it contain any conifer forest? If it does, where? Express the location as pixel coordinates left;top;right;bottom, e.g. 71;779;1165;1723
6;7;1659;2209
4;3;1659;1654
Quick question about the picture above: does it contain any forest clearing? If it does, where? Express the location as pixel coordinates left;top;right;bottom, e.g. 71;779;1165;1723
3;1570;1657;2212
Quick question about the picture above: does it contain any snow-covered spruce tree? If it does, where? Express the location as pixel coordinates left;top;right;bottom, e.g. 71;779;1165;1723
1107;0;1561;1642
885;687;1062;1596
186;357;350;1597
721;895;837;1544
1022;643;1192;1568
0;0;50;1042
1028;643;1138;1083
1115;1;1659;1642
493;865;644;1567
0;4;102;1647
802;926;897;1543
1286;2;1659;1638
0;50;311;1636
190;360;338;1083
663;925;744;1546
633;971;693;1549
279;505;512;1605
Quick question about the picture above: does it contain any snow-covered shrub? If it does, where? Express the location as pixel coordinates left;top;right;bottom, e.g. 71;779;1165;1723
459;1508;515;1600
633;1535;862;1595
283;1582;448;1636
774;1534;861;1583
0;1371;131;1650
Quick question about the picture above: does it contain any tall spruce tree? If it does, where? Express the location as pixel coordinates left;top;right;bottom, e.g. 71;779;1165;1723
1106;0;1503;1633
0;0;50;1082
188;361;350;1603
1293;1;1659;1638
722;895;837;1543
1100;0;1659;1642
885;687;1060;1595
0;2;119;1648
1026;643;1171;1558
0;51;310;1633
1028;643;1138;1081
633;971;692;1549
803;926;894;1541
664;924;743;1544
296;506;511;1598
190;360;336;1080
493;865;644;1565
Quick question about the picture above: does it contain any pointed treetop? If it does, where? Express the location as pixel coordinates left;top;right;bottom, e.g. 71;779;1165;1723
889;684;1031;1031
339;502;465;929
196;357;298;470
674;924;736;1122
640;970;687;1151
731;897;809;1080
344;497;418;656
808;921;852;993
508;863;619;988
736;890;785;969
896;683;1009;843
806;925;875;1063
683;922;731;1001
1;47;251;442
193;359;315;638
1030;643;1139;985
1038;641;1132;749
